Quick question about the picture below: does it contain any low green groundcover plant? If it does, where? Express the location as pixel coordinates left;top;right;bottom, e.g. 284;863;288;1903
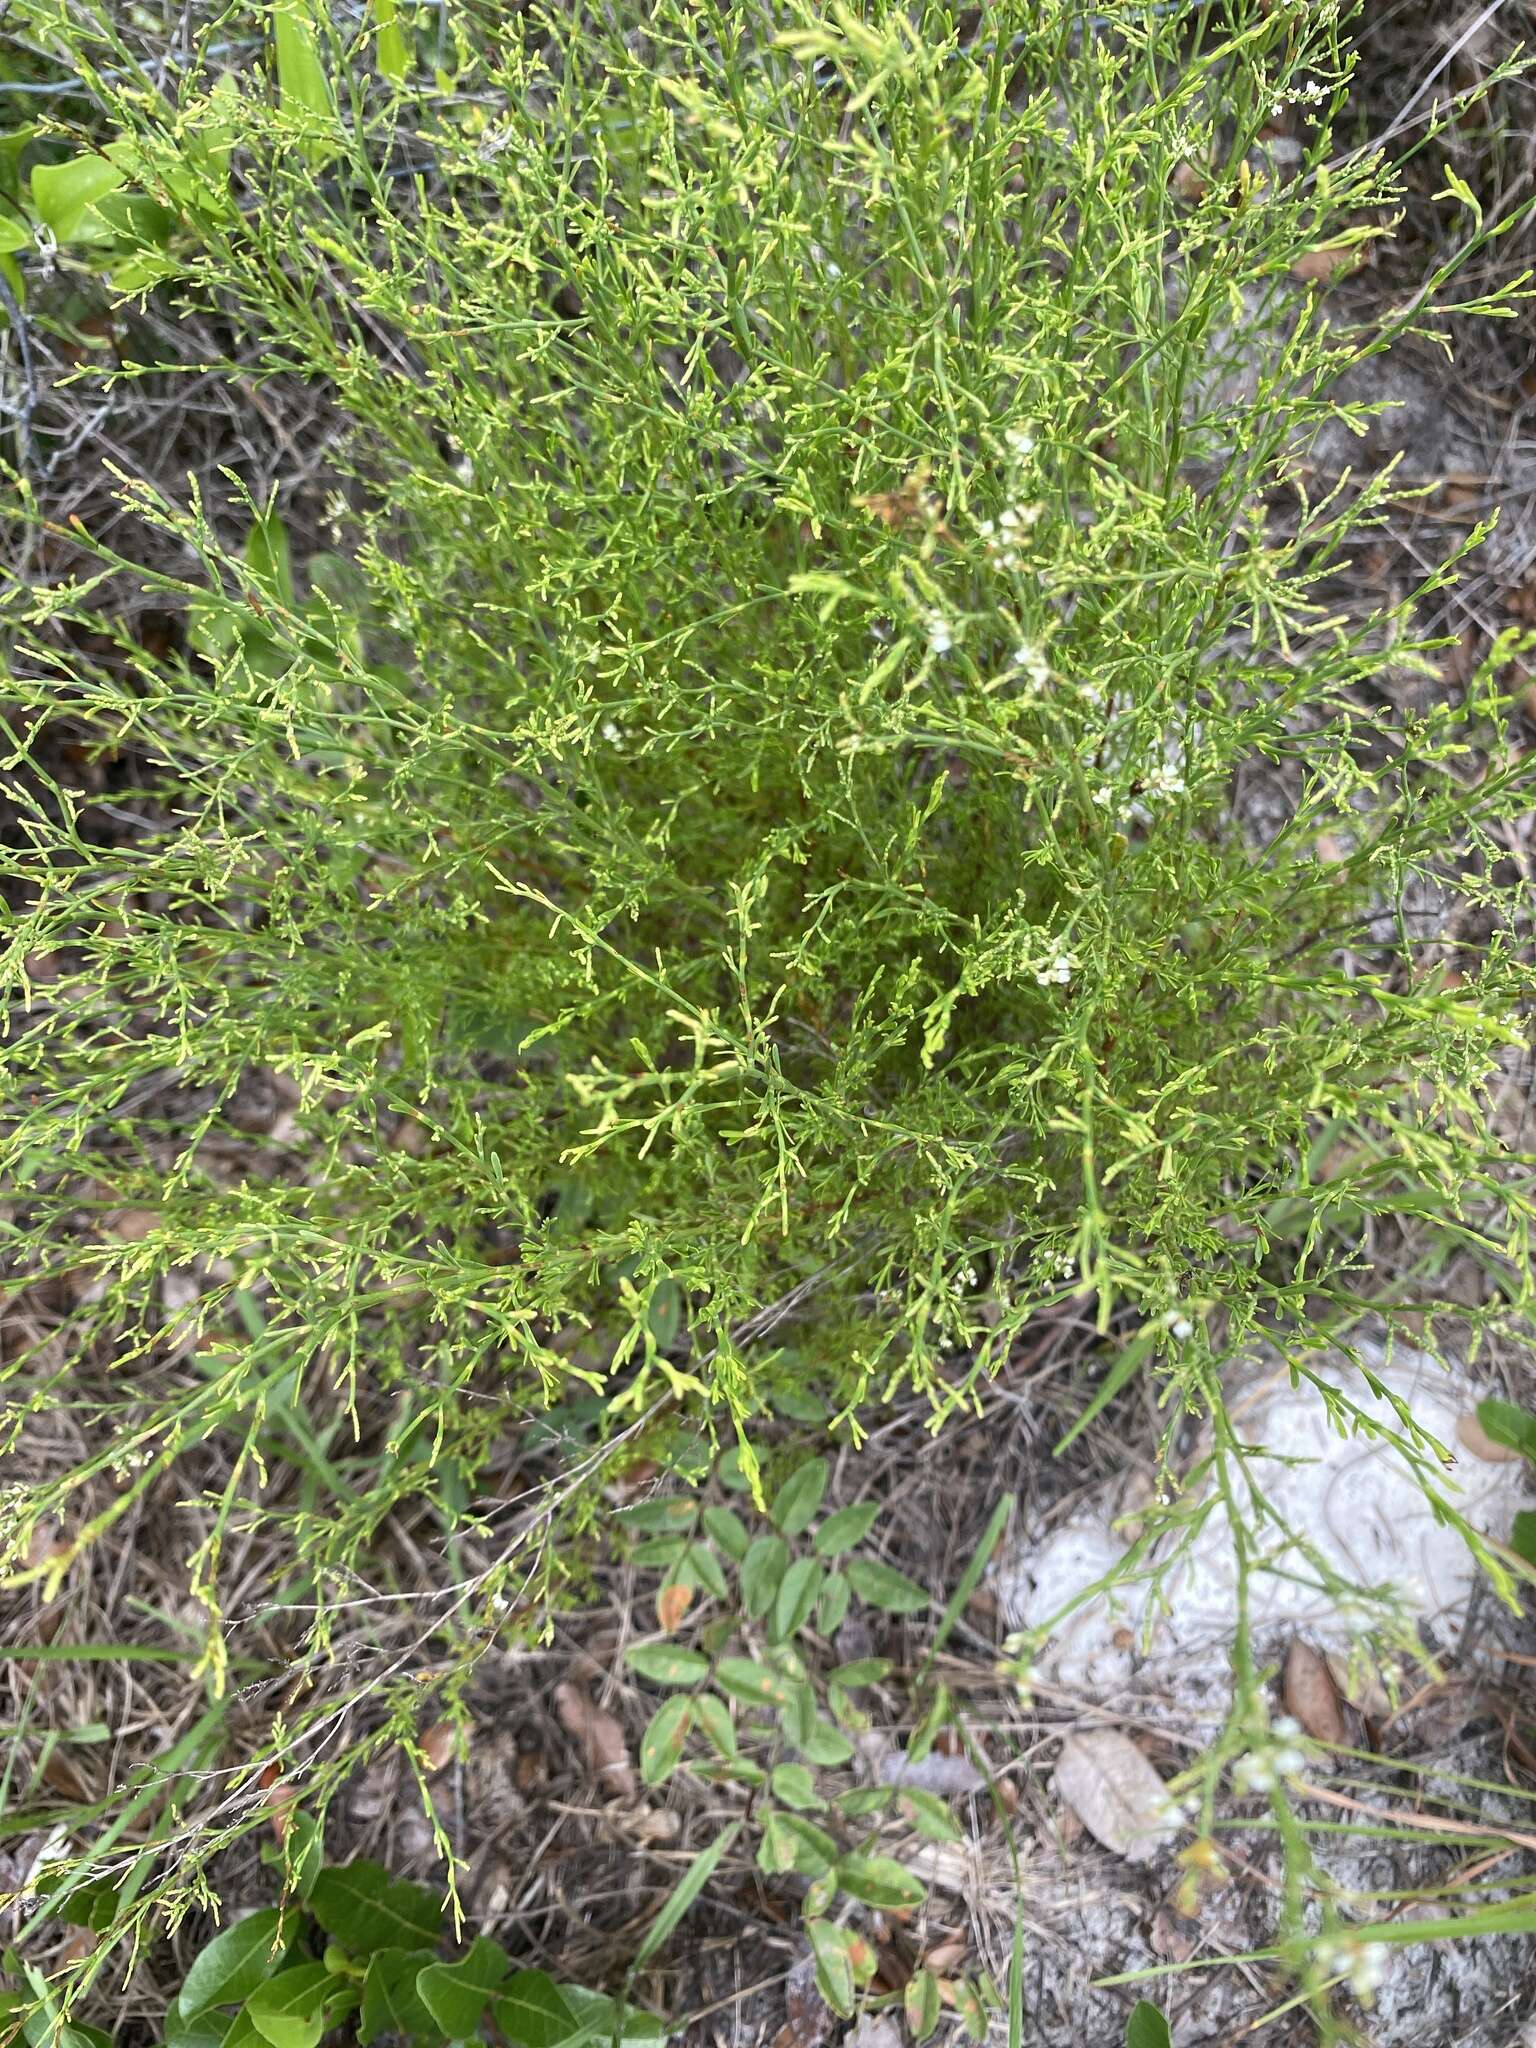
1;0;1535;2029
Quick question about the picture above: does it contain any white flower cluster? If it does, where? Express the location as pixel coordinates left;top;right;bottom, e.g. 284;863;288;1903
1271;76;1332;121
1232;1713;1308;1795
1314;1934;1390;2004
1034;949;1075;987
925;611;954;656
1012;641;1050;688
978;502;1042;570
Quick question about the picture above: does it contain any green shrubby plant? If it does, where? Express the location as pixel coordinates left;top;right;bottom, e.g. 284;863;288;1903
1;0;1535;2026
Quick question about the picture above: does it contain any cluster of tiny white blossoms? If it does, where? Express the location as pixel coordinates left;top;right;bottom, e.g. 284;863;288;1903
1142;760;1186;799
1034;948;1075;987
1271;76;1332;122
1232;1713;1309;1795
977;502;1041;571
1012;641;1050;688
1314;1933;1390;2004
925;611;954;656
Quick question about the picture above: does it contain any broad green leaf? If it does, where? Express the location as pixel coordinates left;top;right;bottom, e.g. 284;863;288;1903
309;1861;443;1952
835;1785;893;1818
1126;2002;1172;2048
800;1719;855;1767
834;1853;926;1910
816;1570;851;1635
770;1557;823;1644
359;1949;439;2045
701;1506;749;1561
245;1965;332;2048
770;1459;828;1536
906;1969;942;2043
757;1811;836;1878
844;1557;929;1614
646;1279;681;1349
495;1972;581;2048
769;1763;824;1811
373;0;410;82
1511;1510;1536;1565
693;1693;736;1756
418;1937;512;2039
180;1910;289;2015
619;1499;695;1535
813;1503;881;1556
625;1643;710;1687
953;1979;988;2043
272;0;334;121
738;1535;787;1621
777;1680;816;1748
1475;1398;1536;1461
804;1920;860;2017
830;1658;892;1687
679;1542;729;1601
714;1658;794;1708
30;156;127;241
164;2000;236;2048
246;510;295;607
639;1697;692;1787
898;1786;964;1842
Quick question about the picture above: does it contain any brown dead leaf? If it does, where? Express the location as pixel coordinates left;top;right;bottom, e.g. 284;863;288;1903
1325;1648;1390;1721
1456;1412;1522;1464
418;1721;457;1774
922;1936;967;1975
1053;1730;1175;1865
1149;1904;1200;1962
258;1763;298;1843
1291;244;1354;284
107;1207;160;1242
656;1581;694;1633
553;1677;637;1802
1283;1639;1347;1746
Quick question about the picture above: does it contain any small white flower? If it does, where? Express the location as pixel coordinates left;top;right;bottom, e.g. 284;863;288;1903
601;720;624;742
1170;1315;1193;1342
1271;1716;1304;1741
1272;1745;1307;1777
1091;783;1114;808
1012;643;1050;687
925;612;954;656
1035;951;1075;987
1056;1254;1076;1278
1004;425;1036;458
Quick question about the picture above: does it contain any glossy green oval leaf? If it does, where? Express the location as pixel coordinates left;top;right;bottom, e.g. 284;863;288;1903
373;0;409;83
624;1643;710;1687
1126;2001;1173;2048
639;1696;692;1787
245;1965;332;2048
417;1936;512;2039
844;1556;929;1614
713;1657;794;1707
738;1535;787;1622
769;1763;824;1811
30;156;127;241
834;1854;926;1910
179;1909;290;2016
701;1505;749;1561
812;1502;881;1557
769;1459;827;1537
905;1968;942;2044
769;1557;823;1644
358;1948;437;2046
308;1861;443;1952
